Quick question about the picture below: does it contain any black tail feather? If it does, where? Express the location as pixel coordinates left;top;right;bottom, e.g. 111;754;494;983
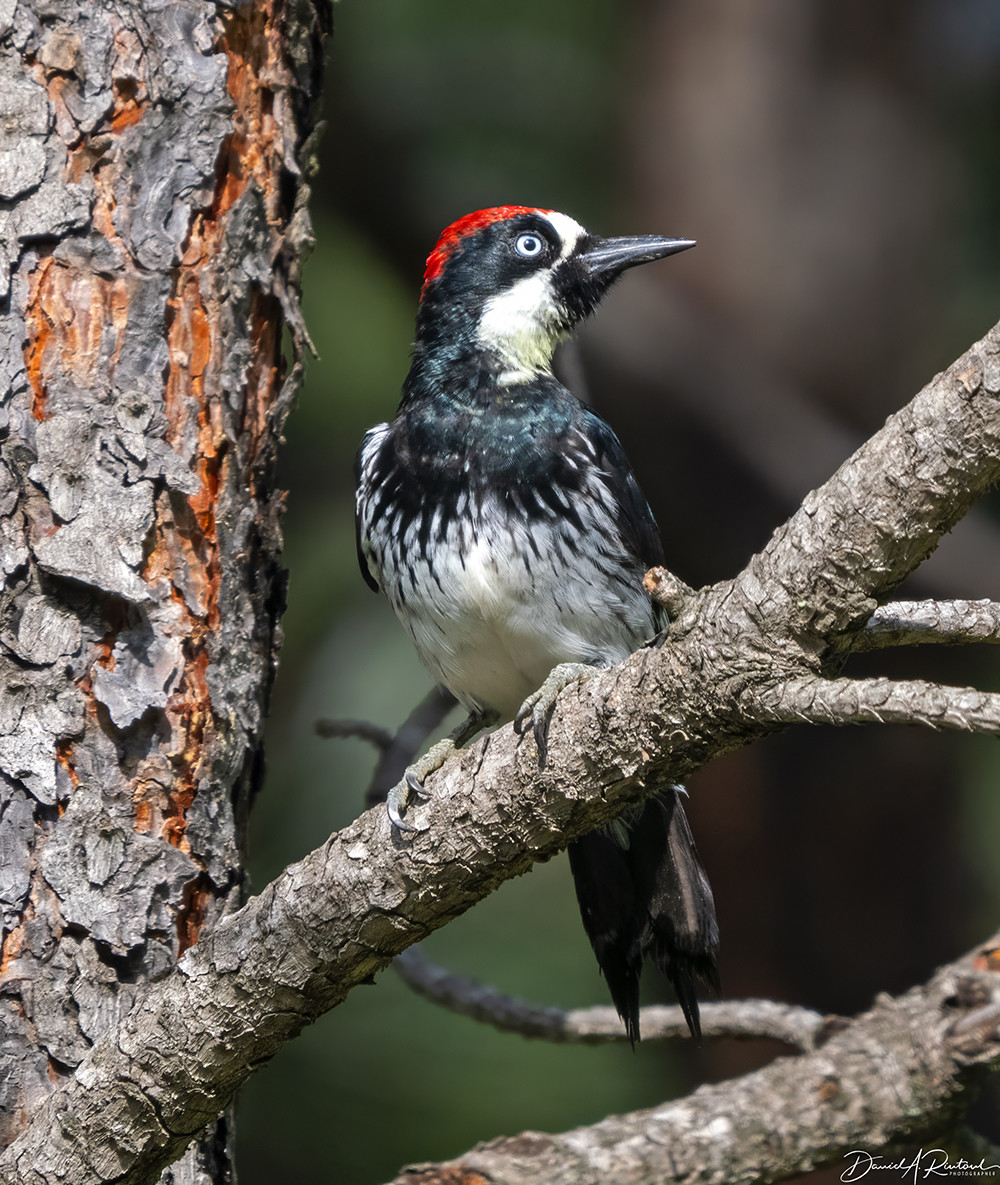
567;787;719;1044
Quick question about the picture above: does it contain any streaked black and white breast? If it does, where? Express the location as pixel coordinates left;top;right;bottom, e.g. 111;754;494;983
355;387;664;721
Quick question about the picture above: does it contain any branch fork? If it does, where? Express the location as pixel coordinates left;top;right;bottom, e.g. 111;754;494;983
6;294;1000;1185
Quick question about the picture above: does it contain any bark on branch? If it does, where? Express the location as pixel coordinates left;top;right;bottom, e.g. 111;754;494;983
382;939;1000;1185
856;599;1000;651
394;946;826;1050
753;676;1000;733
3;305;1000;1183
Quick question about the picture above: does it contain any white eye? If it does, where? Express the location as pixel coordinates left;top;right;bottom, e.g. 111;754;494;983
514;232;545;258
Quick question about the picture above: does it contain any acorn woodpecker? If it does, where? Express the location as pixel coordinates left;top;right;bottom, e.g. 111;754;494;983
355;206;719;1041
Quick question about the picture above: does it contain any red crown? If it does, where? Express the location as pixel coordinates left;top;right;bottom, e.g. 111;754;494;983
422;206;551;293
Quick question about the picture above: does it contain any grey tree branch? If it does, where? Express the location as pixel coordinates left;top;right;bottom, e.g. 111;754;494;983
752;676;1000;734
855;599;1000;651
947;1127;1000;1167
4;221;1000;1185
382;938;1000;1185
394;946;826;1050
315;717;395;751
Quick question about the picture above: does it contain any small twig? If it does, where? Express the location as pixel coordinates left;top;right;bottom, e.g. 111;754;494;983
315;687;457;808
383;938;1000;1185
643;565;698;616
366;686;457;807
754;675;1000;736
853;599;1000;653
394;945;826;1051
314;718;394;749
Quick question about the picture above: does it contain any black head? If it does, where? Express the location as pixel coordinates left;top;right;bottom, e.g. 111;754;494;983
415;206;695;381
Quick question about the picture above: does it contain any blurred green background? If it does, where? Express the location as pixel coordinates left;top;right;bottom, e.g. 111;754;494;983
238;2;1000;1181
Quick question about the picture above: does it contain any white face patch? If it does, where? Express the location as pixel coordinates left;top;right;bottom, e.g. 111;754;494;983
538;211;586;259
476;211;588;384
477;270;563;382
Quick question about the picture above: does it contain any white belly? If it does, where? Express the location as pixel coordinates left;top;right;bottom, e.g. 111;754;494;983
379;506;655;720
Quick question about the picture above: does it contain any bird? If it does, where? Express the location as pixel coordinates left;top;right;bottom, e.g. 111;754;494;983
354;205;719;1042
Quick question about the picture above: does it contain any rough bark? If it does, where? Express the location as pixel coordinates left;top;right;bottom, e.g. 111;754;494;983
2;282;1000;1182
384;939;1000;1185
0;1;326;1182
856;599;1000;651
0;3;998;1181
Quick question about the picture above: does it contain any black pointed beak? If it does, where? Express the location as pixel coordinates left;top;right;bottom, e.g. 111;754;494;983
578;234;696;279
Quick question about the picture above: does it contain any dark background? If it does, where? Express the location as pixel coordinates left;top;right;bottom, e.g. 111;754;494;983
238;2;1000;1181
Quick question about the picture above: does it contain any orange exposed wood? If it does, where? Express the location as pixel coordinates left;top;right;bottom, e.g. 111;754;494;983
162;648;212;851
25;258;130;419
974;945;1000;972
176;875;214;956
242;288;281;472
21;0;289;954
24;257;55;421
110;76;145;132
46;1057;72;1084
55;741;78;791
0;925;25;978
143;0;285;898
133;799;154;835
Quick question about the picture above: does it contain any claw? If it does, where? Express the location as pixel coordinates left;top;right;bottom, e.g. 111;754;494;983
386;711;495;833
405;769;432;800
386;780;422;832
387;738;455;832
516;662;598;768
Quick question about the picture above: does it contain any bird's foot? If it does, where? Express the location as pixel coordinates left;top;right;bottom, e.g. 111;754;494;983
386;736;457;832
386;710;496;832
514;662;597;767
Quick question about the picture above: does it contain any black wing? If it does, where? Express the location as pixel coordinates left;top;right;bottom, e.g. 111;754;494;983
574;403;665;573
354;424;387;593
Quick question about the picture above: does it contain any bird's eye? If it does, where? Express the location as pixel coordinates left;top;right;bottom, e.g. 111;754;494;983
514;233;545;258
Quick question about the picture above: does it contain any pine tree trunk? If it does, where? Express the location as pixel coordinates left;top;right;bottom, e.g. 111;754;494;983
0;2;327;1179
